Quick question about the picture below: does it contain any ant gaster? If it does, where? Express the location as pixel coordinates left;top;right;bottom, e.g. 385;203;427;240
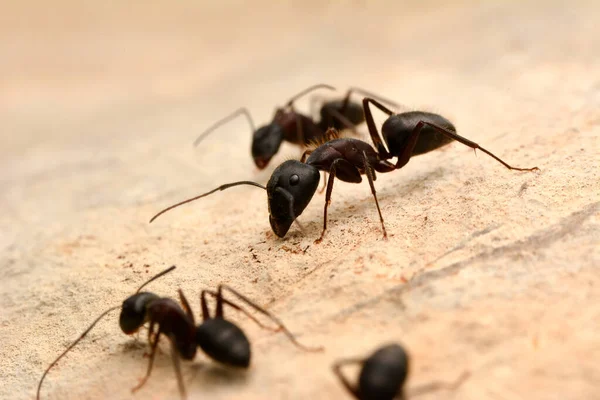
151;97;538;242
332;343;469;400
37;267;321;400
192;84;398;169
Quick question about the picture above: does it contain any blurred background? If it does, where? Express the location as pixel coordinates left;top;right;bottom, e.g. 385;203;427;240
2;1;599;399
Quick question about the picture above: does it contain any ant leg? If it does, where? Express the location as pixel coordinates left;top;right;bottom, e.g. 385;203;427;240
178;289;195;325
362;151;388;239
132;327;162;393
316;159;347;244
193;107;256;147
169;335;187;400
362;97;394;158
301;149;313;163
396;121;540;171
409;371;470;397
200;290;212;321
216;284;324;352
341;87;403;113
146;321;156;348
332;358;363;399
321;107;361;136
294;111;306;146
203;289;278;332
319;172;327;194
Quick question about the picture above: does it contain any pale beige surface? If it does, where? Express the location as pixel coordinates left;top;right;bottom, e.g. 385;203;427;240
1;1;599;399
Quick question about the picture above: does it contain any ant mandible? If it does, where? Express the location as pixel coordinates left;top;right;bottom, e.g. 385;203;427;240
332;343;469;400
150;96;538;242
192;84;399;169
37;267;321;400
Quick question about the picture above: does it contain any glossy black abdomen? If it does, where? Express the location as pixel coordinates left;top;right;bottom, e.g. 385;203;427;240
358;344;409;400
196;318;251;368
382;111;455;157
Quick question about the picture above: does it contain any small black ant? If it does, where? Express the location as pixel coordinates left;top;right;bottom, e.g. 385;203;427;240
332;343;469;400
151;97;538;242
37;266;321;399
192;84;398;169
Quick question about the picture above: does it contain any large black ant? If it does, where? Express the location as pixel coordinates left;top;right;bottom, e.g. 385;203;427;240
37;266;321;400
192;84;398;169
332;343;469;400
151;97;539;242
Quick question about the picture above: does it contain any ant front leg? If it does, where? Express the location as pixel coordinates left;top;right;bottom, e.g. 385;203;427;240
362;151;388;239
396;120;540;172
132;327;162;393
316;158;357;244
215;285;323;352
332;358;364;399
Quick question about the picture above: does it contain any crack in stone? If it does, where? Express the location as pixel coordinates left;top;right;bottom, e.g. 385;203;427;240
333;201;600;321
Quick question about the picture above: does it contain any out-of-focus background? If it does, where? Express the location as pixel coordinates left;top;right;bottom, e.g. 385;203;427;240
1;1;599;399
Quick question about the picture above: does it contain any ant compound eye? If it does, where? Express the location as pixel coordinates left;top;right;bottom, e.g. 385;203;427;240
289;174;300;186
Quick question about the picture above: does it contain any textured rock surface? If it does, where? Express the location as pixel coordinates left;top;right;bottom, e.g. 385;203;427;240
1;1;599;399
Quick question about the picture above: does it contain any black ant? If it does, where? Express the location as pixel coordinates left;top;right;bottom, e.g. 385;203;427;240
192;84;398;169
332;343;469;400
37;266;321;400
150;97;538;242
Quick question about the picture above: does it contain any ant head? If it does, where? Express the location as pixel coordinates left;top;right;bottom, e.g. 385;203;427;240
266;160;320;237
119;292;160;334
252;123;284;169
196;318;251;368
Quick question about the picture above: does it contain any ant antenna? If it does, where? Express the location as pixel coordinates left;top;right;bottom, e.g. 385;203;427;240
136;265;176;293
37;306;121;400
149;181;266;223
37;266;177;400
193;107;256;147
285;84;336;107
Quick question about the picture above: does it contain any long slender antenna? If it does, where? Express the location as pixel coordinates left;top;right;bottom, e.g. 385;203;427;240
149;181;266;223
286;84;336;107
136;265;176;293
37;306;121;400
193;107;256;147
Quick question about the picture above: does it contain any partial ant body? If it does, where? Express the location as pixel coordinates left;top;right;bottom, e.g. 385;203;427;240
37;267;320;400
193;84;398;169
332;343;469;400
151;97;538;242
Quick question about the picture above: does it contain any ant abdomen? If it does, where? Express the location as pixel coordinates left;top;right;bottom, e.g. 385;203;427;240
382;111;456;156
358;344;409;400
196;318;251;368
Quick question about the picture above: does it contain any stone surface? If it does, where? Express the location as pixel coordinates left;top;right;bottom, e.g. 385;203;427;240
1;1;599;399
